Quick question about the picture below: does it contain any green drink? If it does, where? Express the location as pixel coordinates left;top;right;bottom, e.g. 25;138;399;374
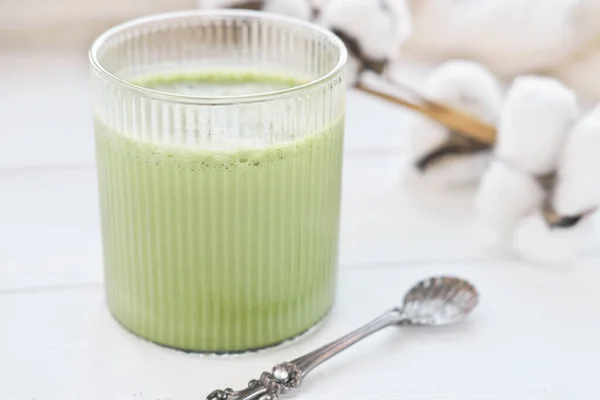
90;11;347;352
95;73;344;351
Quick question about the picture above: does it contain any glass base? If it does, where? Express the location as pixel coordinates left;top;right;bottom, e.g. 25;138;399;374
109;304;333;355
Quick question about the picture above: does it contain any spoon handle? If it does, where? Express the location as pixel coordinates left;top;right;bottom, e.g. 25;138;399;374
206;308;403;400
291;308;403;375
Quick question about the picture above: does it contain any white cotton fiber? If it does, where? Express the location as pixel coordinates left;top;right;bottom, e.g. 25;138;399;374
406;115;448;167
476;160;545;241
513;211;593;264
263;0;313;20
495;76;579;176
426;60;503;124
319;0;412;61
402;116;491;189
405;60;502;187
476;76;576;247
553;103;600;216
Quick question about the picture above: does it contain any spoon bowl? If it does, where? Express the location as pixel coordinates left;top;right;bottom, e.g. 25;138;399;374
401;276;479;326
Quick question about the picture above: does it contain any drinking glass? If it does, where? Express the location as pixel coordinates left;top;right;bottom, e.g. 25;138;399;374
90;10;347;352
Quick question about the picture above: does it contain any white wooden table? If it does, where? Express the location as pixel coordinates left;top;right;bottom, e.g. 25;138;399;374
1;51;599;400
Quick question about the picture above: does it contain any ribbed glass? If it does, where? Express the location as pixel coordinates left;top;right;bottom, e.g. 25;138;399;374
90;10;347;352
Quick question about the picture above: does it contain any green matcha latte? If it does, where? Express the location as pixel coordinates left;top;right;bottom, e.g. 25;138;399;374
95;72;345;352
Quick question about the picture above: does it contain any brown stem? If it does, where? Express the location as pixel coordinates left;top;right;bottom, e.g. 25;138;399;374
355;82;497;145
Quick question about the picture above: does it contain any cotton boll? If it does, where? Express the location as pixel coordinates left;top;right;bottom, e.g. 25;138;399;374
552;104;600;217
476;160;545;243
402;116;490;189
402;150;490;190
263;0;313;20
406;117;446;165
404;60;502;187
417;60;502;144
495;76;578;176
426;60;503;124
402;114;446;187
319;0;412;78
513;211;593;264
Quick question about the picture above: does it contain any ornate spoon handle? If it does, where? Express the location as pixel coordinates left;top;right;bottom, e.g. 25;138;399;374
206;308;403;400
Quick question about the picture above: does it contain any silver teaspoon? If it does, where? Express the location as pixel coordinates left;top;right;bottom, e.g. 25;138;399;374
207;276;479;400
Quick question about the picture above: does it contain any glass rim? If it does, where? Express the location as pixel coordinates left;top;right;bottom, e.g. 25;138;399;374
89;9;348;106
